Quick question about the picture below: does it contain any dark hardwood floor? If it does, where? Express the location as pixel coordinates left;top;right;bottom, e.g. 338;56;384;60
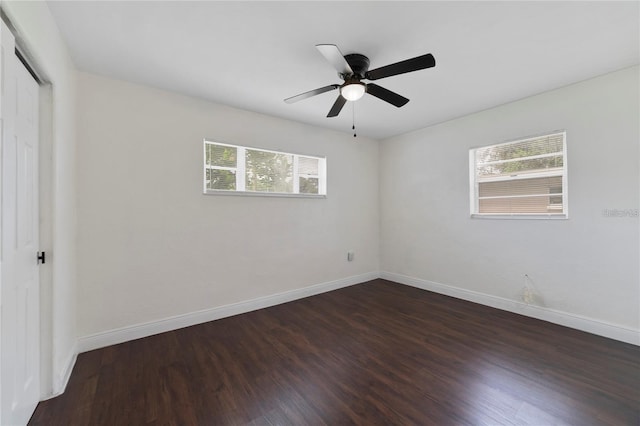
30;279;639;425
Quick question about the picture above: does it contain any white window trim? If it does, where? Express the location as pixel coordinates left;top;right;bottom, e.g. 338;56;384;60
477;168;563;184
236;146;246;191
203;140;327;198
469;131;568;220
292;155;300;194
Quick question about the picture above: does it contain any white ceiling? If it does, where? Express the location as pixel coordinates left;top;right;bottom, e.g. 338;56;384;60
47;1;639;140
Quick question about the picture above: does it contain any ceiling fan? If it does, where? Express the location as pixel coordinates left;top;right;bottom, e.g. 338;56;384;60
284;44;436;118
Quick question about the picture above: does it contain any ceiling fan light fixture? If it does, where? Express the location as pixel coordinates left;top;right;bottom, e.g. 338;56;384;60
340;82;366;101
285;44;435;118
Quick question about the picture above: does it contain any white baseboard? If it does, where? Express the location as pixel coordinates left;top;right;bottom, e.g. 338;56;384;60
381;271;639;346
77;270;638;355
77;271;379;353
43;345;78;400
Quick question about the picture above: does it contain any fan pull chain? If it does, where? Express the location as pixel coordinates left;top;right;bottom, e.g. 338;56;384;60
352;102;357;138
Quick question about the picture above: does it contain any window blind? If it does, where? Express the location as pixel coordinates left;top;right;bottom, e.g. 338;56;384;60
204;141;326;196
470;132;567;217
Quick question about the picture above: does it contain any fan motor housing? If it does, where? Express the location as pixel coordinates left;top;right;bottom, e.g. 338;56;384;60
344;53;370;79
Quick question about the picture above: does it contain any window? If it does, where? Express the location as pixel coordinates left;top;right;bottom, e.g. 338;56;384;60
469;132;567;218
204;140;326;196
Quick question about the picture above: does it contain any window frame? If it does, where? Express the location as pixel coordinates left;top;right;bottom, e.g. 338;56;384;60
469;131;568;220
203;140;327;198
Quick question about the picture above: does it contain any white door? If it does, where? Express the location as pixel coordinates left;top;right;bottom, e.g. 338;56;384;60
1;22;41;426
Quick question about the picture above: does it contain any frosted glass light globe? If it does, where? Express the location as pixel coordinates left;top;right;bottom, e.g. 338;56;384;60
340;83;365;101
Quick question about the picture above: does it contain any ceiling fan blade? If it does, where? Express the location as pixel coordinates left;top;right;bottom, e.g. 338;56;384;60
366;83;409;107
284;85;339;104
327;95;347;117
365;53;435;81
316;44;354;76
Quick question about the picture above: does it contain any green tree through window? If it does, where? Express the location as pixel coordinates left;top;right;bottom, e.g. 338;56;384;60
246;150;293;193
204;141;326;196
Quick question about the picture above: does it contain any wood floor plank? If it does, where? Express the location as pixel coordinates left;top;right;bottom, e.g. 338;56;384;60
29;280;639;425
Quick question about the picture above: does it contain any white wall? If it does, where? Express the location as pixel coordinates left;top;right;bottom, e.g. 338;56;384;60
2;1;77;395
76;72;379;339
380;66;639;341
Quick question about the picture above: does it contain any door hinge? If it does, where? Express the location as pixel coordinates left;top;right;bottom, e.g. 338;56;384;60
37;251;46;265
